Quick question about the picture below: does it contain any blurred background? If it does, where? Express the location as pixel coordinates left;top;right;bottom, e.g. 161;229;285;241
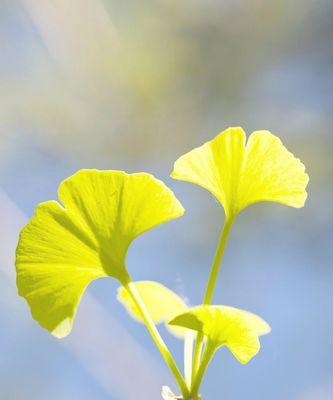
0;0;332;399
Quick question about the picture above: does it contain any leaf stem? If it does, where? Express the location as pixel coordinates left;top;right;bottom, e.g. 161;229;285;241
124;281;190;398
203;215;235;304
190;341;215;399
184;330;194;388
190;215;235;394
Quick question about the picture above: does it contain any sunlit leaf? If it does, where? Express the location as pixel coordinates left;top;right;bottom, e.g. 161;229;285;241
16;169;184;338
171;127;309;218
169;305;270;364
118;281;187;337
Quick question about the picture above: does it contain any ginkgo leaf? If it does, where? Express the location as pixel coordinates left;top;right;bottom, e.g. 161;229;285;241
16;169;184;338
117;281;187;337
171;127;309;218
169;305;270;364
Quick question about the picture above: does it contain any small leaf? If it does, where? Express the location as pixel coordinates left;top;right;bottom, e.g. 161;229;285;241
16;170;184;338
118;281;187;338
169;305;270;364
171;127;309;218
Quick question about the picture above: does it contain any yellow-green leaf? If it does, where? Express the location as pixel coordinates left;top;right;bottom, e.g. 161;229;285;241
171;127;309;218
16;169;184;338
169;305;270;364
117;281;187;337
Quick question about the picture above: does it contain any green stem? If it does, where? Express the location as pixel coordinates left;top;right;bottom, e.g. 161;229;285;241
191;341;215;399
191;333;204;388
191;216;235;394
203;216;235;305
124;281;190;398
